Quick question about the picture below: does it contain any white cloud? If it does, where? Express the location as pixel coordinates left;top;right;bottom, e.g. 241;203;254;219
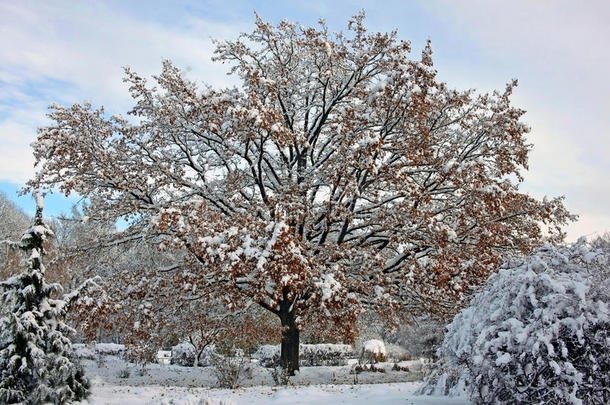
0;120;36;183
0;1;245;182
415;0;610;241
1;0;608;241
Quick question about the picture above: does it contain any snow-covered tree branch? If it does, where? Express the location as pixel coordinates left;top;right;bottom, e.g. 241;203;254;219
27;13;574;374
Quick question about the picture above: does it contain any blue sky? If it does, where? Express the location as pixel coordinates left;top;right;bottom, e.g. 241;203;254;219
1;1;609;240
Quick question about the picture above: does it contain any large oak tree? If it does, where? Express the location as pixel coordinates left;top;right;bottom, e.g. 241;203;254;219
28;14;573;374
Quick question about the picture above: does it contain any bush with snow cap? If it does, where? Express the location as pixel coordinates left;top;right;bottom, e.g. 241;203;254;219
253;343;353;367
171;342;217;367
299;343;353;366
360;339;387;364
171;342;198;366
438;240;610;404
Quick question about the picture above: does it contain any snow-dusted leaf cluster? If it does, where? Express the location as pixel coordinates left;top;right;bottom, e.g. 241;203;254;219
437;239;610;404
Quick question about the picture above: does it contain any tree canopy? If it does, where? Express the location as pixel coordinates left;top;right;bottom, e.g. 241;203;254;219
27;13;573;373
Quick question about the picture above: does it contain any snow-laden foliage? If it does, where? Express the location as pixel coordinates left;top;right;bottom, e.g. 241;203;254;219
362;339;386;356
416;362;469;397
437;240;610;404
27;12;574;374
0;197;91;404
171;342;198;366
94;343;126;356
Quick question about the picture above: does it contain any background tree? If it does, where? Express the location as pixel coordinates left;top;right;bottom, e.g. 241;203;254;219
0;195;90;405
27;13;573;374
55;219;282;363
387;315;445;360
591;232;610;251
73;262;280;366
0;193;30;239
1;194;74;287
0;192;31;280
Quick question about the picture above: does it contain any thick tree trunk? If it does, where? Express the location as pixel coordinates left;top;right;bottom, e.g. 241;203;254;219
279;300;299;375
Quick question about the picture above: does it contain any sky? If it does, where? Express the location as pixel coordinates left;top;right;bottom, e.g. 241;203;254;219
0;0;608;241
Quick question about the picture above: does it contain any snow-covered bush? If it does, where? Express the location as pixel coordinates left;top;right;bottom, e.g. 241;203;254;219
392;361;410;372
171;342;197;366
95;343;126;356
438;241;610;404
299;343;353;366
385;343;410;362
253;343;353;368
252;344;279;368
72;344;97;360
117;368;130;379
72;343;126;360
352;363;386;373
416;361;469;397
269;365;291;386
359;339;387;364
171;342;216;367
155;396;235;405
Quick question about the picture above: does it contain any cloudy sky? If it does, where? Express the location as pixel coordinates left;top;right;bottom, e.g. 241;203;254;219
1;0;608;241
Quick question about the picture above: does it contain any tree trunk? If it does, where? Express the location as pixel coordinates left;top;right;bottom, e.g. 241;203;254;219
279;300;299;376
193;352;199;368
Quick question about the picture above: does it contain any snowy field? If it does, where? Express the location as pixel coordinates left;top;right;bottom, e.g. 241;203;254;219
77;381;468;405
77;356;425;387
74;355;469;404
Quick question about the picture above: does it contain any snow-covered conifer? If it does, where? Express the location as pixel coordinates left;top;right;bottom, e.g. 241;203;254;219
0;195;90;404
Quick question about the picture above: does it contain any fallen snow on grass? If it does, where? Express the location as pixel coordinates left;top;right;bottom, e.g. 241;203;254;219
75;355;469;404
76;382;470;404
80;356;426;387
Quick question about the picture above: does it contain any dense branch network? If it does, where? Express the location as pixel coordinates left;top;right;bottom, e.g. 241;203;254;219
27;14;573;341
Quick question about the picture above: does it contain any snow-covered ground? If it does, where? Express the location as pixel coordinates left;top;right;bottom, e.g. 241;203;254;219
75;356;470;404
77;382;468;405
79;356;426;387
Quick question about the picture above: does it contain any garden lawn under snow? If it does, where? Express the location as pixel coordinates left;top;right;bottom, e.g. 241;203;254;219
78;356;426;387
74;355;469;404
77;382;468;405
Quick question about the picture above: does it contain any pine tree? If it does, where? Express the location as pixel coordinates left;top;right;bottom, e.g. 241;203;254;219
0;194;89;405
